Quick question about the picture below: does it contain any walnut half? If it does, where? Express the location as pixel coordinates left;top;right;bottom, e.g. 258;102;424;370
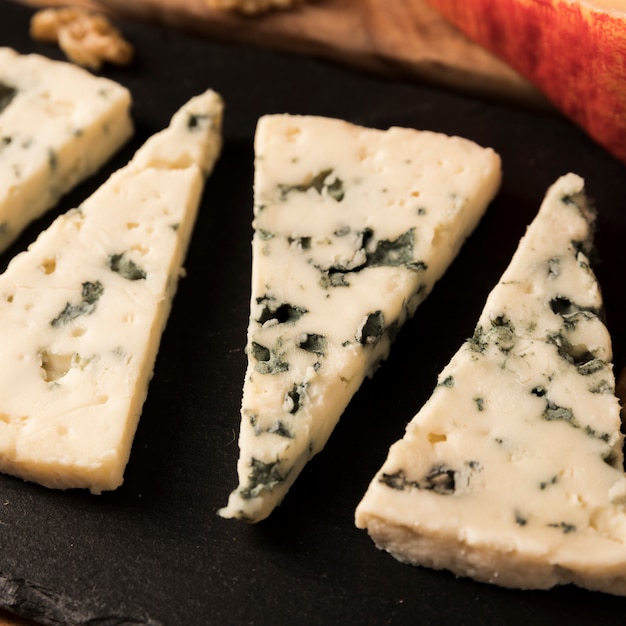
30;8;134;71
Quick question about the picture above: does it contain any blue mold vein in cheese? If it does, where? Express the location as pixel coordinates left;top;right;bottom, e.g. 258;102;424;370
0;47;134;252
356;173;626;596
220;114;502;522
0;89;223;493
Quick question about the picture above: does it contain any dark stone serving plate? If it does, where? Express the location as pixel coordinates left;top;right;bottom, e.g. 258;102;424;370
1;2;626;624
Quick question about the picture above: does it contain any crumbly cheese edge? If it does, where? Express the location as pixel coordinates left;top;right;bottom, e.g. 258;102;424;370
0;90;223;493
220;116;503;522
354;173;626;596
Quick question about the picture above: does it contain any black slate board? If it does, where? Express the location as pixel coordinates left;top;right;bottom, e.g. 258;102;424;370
2;2;626;624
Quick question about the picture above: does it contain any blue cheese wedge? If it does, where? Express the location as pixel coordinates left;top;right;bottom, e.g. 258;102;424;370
219;114;501;522
0;47;133;252
0;90;223;493
355;173;626;596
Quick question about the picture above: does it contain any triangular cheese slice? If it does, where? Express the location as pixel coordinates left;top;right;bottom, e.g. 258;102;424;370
0;47;133;252
0;90;223;493
220;114;502;522
356;173;626;596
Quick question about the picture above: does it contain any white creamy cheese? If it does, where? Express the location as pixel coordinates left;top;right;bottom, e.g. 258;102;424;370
0;47;133;252
220;114;501;522
355;173;626;596
0;90;223;493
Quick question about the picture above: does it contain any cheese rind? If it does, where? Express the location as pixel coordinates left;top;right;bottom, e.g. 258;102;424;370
220;114;501;522
0;47;133;252
355;173;626;595
0;90;223;493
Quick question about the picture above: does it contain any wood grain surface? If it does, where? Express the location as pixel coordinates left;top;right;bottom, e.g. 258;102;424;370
17;0;548;108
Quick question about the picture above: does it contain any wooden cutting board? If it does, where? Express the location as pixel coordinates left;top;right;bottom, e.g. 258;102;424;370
18;0;548;108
